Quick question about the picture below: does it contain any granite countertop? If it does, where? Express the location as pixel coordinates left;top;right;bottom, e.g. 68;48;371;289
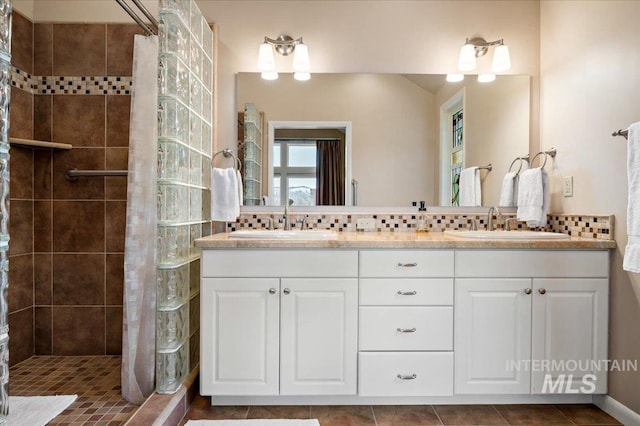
195;231;617;250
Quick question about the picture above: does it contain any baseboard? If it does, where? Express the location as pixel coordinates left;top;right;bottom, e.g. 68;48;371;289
593;395;640;425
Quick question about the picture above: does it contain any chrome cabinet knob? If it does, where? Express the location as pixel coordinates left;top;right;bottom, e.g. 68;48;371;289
538;288;547;295
269;288;277;294
524;288;532;295
283;288;291;295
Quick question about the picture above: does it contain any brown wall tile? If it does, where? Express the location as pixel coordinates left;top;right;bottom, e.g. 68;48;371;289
8;199;33;256
35;306;52;355
33;150;52;200
34;253;52;305
8;253;33;313
33;200;52;252
106;148;128;200
9;146;33;200
106;96;131;147
52;306;105;355
105;201;125;252
52;148;105;199
9;308;34;366
53;254;105;305
9;87;33;140
52;95;105;147
106;253;123;306
34;95;52;142
34;23;53;77
107;24;144;76
53;201;105;252
106;306;122;355
11;11;33;74
52;24;106;76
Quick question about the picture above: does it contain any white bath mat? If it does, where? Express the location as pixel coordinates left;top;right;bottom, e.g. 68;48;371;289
8;394;77;426
185;420;320;426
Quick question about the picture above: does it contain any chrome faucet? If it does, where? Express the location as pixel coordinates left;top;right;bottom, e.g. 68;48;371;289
505;217;518;231
283;200;294;230
296;214;309;230
487;206;501;231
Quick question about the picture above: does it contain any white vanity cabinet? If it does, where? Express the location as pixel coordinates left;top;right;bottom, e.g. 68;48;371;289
454;250;609;395
358;250;455;397
200;250;358;397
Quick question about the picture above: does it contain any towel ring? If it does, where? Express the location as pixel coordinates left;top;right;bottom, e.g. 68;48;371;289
212;148;241;170
531;148;557;169
508;158;525;175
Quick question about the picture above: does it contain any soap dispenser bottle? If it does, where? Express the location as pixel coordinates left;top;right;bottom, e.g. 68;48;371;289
416;201;428;233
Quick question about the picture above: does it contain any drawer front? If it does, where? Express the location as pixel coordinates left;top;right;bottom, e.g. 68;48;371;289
358;352;453;396
455;250;609;278
359;250;454;278
201;250;358;277
359;278;453;306
359;307;453;351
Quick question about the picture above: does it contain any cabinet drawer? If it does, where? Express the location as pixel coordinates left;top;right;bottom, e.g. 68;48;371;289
359;250;454;277
455;250;609;278
201;250;358;277
359;279;453;306
359;307;453;351
358;352;453;396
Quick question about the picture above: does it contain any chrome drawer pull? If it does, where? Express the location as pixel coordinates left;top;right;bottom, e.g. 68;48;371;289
396;327;416;333
397;262;418;267
397;290;417;296
397;374;417;380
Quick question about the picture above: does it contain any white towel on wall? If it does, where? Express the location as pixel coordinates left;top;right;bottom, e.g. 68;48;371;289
236;170;244;207
499;172;518;207
516;167;549;228
459;167;481;206
211;167;240;222
624;122;640;272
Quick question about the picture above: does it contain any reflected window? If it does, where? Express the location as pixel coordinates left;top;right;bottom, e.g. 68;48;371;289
274;139;317;206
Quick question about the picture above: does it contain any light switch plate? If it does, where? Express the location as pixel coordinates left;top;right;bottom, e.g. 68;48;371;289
563;176;573;197
356;218;377;231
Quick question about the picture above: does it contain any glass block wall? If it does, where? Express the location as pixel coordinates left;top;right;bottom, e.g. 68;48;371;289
243;103;262;205
156;0;213;393
0;0;10;420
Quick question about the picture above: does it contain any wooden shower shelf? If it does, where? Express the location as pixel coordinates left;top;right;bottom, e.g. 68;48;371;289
9;138;73;150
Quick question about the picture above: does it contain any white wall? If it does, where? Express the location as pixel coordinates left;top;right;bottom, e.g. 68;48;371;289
540;0;640;413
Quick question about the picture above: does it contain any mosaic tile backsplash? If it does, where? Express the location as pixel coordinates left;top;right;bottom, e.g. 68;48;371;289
12;66;132;95
227;212;614;240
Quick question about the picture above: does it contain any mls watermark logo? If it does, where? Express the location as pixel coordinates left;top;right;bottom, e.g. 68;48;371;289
541;374;597;394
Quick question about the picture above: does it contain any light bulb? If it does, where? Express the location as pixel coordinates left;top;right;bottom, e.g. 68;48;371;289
478;73;496;83
458;43;476;72
446;74;464;83
293;42;310;72
257;42;275;72
261;71;278;80
294;72;310;81
492;44;511;72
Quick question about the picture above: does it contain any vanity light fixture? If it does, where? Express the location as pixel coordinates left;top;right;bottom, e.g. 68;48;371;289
457;37;511;73
446;73;464;83
257;34;311;81
477;73;496;83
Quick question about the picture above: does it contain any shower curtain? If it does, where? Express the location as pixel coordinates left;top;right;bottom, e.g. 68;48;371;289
122;34;158;405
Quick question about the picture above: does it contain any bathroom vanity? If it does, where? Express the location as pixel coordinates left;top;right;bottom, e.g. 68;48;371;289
196;232;614;405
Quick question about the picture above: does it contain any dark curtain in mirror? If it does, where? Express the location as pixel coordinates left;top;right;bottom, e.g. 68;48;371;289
316;140;345;205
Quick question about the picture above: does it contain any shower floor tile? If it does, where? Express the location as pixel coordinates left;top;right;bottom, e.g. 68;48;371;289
10;355;138;425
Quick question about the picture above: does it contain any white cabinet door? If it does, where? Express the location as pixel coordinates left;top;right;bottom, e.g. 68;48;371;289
531;279;608;394
455;279;533;394
280;278;358;395
200;278;280;396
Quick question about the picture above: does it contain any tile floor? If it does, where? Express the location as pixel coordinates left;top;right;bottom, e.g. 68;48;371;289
10;355;138;425
181;395;622;425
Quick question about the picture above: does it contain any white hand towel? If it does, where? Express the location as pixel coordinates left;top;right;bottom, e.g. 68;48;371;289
459;167;481;206
517;167;546;227
236;170;244;206
499;172;518;207
211;167;240;222
624;122;640;272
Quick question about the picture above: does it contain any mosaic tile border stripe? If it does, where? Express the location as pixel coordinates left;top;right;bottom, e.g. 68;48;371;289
11;66;132;95
227;213;614;240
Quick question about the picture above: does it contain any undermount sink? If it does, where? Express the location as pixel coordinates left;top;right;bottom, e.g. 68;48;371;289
444;230;570;240
228;229;338;240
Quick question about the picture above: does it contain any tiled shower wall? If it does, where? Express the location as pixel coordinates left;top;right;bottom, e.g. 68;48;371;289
8;10;143;364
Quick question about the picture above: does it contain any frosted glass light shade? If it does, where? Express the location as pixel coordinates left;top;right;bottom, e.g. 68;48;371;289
492;44;511;72
446;74;464;83
257;42;275;72
458;44;476;71
478;73;496;83
294;72;310;81
261;71;278;80
293;43;310;72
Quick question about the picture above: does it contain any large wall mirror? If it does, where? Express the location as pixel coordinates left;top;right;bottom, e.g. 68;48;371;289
237;73;530;207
